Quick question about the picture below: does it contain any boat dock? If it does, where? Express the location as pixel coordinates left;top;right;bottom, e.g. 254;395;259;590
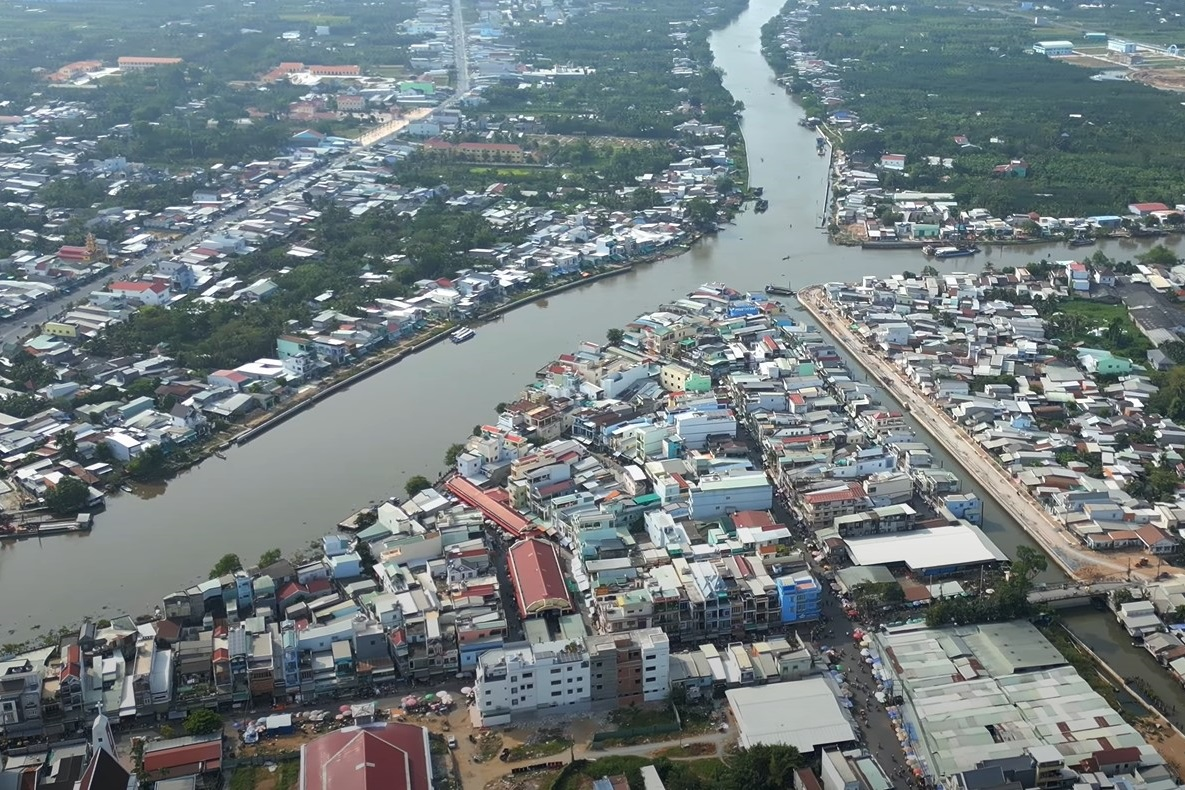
0;513;93;541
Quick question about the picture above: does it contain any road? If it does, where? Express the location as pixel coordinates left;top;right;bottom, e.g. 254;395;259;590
451;0;470;96
4;0;478;344
356;0;470;148
796;285;1175;585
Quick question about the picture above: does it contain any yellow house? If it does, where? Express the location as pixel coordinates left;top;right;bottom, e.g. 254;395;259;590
44;322;77;339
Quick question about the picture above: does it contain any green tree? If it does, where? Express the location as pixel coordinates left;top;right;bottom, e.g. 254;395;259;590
258;548;282;568
354;509;378;529
405;475;432;498
58;430;78;461
685;197;718;230
183;708;223;736
444;443;465;467
126;444;170;481
45;477;90;515
606;328;625;345
726;744;804;790
209;553;242;579
1138;245;1178;268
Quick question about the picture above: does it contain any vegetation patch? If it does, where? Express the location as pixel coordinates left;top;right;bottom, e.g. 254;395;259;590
775;1;1185;215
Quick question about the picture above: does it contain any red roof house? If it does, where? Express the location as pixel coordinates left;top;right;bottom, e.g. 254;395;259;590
300;723;432;790
140;735;223;782
507;537;572;619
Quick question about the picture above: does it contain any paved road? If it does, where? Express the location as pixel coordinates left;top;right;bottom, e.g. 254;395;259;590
796;286;1174;584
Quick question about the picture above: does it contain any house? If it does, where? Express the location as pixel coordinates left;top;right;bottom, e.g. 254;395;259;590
207;370;250;391
140;734;222;783
291;129;327;146
118;56;183;70
880;154;906;171
110;281;171;306
299;723;432;790
1033;41;1074;56
1129;202;1171;216
993;159;1029;178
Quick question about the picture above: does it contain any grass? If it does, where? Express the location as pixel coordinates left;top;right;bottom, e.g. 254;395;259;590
469;167;535;177
1052;299;1152;360
553;757;651;790
476;731;504;762
229;761;300;790
654;743;717;758
608;705;678;730
506;736;573;762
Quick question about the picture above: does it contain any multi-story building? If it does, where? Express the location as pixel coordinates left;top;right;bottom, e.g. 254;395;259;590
831;504;917;538
0;658;44;737
473;639;591;726
799;482;869;529
688;470;772;521
586;628;670;707
776;572;822;625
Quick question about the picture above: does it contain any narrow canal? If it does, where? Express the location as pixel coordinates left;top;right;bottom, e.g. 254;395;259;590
1;0;1179;650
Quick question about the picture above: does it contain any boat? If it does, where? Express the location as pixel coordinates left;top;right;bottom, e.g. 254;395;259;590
816;148;825;157
930;245;980;259
1068;237;1095;248
120;484;133;493
765;283;795;297
754;199;769;214
450;327;476;344
752;186;764;197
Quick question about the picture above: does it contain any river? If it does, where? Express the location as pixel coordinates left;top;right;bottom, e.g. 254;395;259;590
1;0;1178;643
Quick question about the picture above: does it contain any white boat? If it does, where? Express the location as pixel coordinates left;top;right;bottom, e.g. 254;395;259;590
450;327;476;344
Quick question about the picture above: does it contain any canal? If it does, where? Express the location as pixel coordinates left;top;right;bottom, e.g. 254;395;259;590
0;0;1178;642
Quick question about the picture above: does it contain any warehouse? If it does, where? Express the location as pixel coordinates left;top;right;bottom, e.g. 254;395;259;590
726;677;858;754
843;524;1006;577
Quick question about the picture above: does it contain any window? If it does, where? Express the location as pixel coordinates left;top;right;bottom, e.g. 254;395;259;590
551;691;561;697
551;679;561;686
645;676;655;683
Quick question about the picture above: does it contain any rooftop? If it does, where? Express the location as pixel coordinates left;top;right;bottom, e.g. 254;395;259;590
727;677;857;753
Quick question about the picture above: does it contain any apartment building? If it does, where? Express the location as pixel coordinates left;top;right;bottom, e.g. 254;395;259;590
831;503;917;538
799;482;869;529
473;639;591;726
473;628;671;725
586;628;670;706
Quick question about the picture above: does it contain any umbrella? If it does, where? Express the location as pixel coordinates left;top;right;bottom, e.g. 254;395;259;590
860;648;871;657
403;696;418;706
335;714;344;721
422;693;437;702
461;687;473;695
340;705;352;713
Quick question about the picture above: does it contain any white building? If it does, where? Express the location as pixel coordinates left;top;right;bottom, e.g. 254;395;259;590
1034;40;1074;56
688;470;773;520
671;409;737;451
473;639;590;726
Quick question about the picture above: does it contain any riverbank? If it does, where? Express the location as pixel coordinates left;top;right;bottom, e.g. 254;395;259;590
796;284;1175;583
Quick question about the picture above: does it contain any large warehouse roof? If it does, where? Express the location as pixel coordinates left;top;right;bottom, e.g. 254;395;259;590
507;537;573;619
844;524;1006;572
727;677;857;753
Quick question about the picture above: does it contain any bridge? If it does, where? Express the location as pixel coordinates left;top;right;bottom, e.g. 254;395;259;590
1027;581;1138;608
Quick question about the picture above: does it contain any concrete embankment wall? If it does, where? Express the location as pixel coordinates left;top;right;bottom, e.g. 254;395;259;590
795;285;1079;580
232;263;638;448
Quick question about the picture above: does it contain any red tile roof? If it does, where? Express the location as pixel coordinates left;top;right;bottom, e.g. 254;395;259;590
300;724;432;790
803;483;864;505
111;281;168;294
507;537;572;618
446;476;529;538
731;510;777;530
142;738;222;778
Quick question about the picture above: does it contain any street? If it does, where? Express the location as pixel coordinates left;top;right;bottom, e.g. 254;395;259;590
795;286;1173;585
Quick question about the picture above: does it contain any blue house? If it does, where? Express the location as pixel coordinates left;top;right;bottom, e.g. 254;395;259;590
777;572;822;624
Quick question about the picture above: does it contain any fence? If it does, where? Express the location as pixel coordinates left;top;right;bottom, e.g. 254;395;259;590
590;722;680;742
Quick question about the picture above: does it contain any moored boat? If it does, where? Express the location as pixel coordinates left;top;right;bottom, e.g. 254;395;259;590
451;327;476;344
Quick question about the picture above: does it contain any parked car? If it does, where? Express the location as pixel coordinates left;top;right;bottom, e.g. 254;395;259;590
447;735;458;749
